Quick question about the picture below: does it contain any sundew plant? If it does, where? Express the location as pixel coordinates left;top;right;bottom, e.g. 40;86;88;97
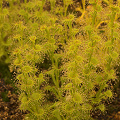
1;0;120;120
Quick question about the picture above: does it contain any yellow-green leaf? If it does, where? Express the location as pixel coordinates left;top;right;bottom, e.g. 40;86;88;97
98;104;105;112
34;44;42;52
35;108;44;116
29;36;36;43
73;92;83;104
64;83;73;90
22;66;32;73
31;92;42;101
91;57;98;65
111;51;119;59
104;90;112;98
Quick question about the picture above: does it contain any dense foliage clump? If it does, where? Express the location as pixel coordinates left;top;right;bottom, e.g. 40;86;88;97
0;0;120;120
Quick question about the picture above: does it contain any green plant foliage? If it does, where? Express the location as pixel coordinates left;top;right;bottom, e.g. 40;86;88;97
35;108;44;117
98;104;105;112
65;103;74;113
22;66;32;73
34;45;42;52
52;109;62;120
73;92;83;104
29;36;36;43
30;92;43;101
64;83;73;90
82;103;92;111
2;0;120;119
104;90;112;98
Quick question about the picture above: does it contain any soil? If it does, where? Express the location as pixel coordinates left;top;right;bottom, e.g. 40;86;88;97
0;76;30;120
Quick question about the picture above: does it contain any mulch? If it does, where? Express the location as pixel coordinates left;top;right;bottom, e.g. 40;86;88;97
0;77;29;120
